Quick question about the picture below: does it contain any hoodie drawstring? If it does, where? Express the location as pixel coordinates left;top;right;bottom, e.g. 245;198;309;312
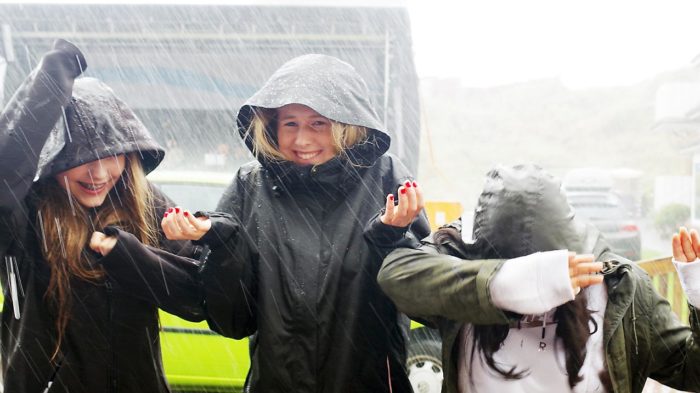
631;297;639;355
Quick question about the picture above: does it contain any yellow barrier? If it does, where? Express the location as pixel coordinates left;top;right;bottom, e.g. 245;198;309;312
424;201;463;231
638;257;689;324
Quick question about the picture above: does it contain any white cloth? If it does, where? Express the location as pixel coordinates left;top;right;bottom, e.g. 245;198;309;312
672;258;700;308
490;250;575;315
457;284;608;393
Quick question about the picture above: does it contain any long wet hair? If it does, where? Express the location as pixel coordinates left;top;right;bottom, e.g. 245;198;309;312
434;227;595;388
33;153;158;358
245;107;369;163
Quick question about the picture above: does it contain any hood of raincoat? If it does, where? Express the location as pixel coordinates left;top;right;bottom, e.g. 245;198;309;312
471;164;584;258
35;77;164;179
236;54;390;170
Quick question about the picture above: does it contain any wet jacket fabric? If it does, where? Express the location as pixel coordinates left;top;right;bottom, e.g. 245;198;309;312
201;54;430;393
0;40;203;393
370;165;700;393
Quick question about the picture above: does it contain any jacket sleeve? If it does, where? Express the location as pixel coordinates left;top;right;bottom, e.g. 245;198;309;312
364;154;430;257
0;40;85;258
377;246;513;325
199;171;259;339
641;269;700;390
98;226;205;322
0;39;85;211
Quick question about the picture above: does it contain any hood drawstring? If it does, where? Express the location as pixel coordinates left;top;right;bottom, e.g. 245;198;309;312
386;356;393;393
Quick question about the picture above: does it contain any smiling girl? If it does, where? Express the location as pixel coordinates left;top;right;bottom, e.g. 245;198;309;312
0;40;203;393
161;54;430;392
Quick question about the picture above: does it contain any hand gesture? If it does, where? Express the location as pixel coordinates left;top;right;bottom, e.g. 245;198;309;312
672;227;700;263
569;253;604;293
161;207;212;241
90;231;118;256
380;180;424;228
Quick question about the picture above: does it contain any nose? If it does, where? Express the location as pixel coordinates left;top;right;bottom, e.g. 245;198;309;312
293;127;313;146
87;159;109;180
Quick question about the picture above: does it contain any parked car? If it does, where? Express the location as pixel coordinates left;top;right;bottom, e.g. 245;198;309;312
149;170;246;392
567;191;642;261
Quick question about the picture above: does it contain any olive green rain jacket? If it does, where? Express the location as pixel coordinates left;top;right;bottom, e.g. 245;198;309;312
369;164;700;393
378;244;700;393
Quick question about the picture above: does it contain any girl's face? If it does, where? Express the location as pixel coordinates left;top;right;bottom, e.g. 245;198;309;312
55;154;126;208
276;104;337;166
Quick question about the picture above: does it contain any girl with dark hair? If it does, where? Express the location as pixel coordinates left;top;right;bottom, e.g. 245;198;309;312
0;40;203;392
368;164;700;393
161;54;430;392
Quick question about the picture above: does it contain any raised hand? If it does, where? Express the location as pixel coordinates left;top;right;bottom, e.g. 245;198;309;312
569;253;604;292
672;227;700;263
90;231;118;256
380;180;424;228
161;207;212;241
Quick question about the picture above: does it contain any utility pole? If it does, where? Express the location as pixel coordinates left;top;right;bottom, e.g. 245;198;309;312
1;24;15;107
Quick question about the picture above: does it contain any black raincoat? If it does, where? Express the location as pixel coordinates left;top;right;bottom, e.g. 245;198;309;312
201;54;430;393
0;40;203;393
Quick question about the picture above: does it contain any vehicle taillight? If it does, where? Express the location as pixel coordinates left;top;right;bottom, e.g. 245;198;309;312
621;224;638;232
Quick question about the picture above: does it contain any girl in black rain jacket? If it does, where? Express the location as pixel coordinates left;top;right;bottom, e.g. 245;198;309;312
162;54;430;392
0;40;204;393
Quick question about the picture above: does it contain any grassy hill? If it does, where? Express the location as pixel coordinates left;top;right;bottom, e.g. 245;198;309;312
417;68;700;210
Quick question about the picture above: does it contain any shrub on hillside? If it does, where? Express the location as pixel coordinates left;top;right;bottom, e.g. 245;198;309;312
654;203;690;238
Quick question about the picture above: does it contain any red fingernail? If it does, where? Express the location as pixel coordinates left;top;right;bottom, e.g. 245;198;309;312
388;194;394;200
405;181;411;188
400;188;407;194
164;212;168;217
184;211;189;217
168;207;173;213
412;181;417;188
175;208;180;214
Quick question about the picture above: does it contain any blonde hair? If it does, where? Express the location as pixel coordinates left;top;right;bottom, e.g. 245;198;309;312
245;107;369;163
34;153;158;358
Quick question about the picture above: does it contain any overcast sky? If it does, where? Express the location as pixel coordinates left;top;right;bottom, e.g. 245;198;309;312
3;0;700;88
407;0;700;88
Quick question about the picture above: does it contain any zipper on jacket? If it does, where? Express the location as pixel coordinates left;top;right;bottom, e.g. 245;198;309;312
106;279;117;392
42;355;64;393
600;260;621;275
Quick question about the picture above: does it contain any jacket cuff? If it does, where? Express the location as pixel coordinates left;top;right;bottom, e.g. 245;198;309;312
193;211;238;249
98;226;132;267
673;259;700;308
490;249;573;315
363;212;419;249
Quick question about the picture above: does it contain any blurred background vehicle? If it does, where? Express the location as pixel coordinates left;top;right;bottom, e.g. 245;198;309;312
567;191;642;261
563;168;642;261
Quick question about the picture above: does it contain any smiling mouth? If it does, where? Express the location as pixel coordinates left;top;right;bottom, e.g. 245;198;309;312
294;151;322;160
77;181;108;194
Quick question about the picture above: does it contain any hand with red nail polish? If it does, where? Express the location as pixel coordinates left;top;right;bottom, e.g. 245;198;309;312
380;180;424;227
161;207;211;241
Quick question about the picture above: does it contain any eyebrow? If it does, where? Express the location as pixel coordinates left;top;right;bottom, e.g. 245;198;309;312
278;114;328;121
